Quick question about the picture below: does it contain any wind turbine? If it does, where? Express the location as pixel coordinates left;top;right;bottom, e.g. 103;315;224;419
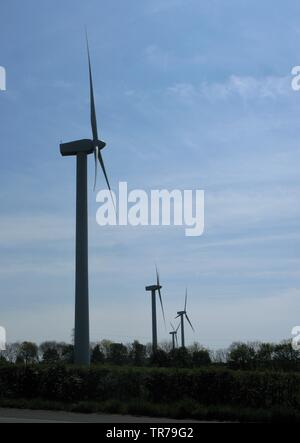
176;290;195;348
60;34;113;366
169;322;180;351
145;267;166;352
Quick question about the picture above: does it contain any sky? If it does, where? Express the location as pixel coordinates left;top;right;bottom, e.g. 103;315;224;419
0;0;300;349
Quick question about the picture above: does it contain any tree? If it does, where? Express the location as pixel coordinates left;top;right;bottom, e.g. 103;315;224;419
108;343;128;365
91;345;105;364
150;349;169;367
40;342;62;364
192;349;211;367
211;348;228;364
16;355;25;365
145;343;153;360
255;342;275;369
169;348;191;368
2;343;21;363
228;342;256;370
42;348;60;365
129;341;146;366
61;344;74;364
18;342;39;365
159;341;173;353
99;340;113;359
188;342;202;354
273;341;300;371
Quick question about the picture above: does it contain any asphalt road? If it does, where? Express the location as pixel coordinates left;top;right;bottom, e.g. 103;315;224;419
0;408;200;423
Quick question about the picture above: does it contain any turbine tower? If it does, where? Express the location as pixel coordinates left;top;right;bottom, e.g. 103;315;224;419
169;323;180;351
145;267;166;352
60;34;113;366
176;290;195;348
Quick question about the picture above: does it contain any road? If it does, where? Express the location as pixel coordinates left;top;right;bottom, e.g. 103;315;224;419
0;408;200;423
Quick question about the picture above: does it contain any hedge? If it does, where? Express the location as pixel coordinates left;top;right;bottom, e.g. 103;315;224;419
0;365;299;410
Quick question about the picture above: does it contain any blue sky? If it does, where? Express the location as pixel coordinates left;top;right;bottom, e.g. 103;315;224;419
0;0;300;349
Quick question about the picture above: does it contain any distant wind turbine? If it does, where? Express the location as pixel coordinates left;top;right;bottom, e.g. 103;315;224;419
176;290;195;348
169;322;180;351
60;33;114;366
145;267;166;352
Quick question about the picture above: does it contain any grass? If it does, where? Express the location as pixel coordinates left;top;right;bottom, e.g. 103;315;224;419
0;398;300;423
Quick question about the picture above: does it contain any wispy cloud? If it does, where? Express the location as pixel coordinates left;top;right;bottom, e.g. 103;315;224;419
0;215;74;246
144;45;206;71
167;75;291;102
144;0;185;16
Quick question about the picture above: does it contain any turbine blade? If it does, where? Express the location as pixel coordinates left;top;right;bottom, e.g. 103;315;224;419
158;287;166;327
175;334;178;347
170;322;175;331
86;30;98;143
185;313;195;332
176;323;181;332
98;151;111;191
93;146;98;191
175;314;181;319
156;265;160;287
98;151;116;212
155;265;165;326
184;289;188;312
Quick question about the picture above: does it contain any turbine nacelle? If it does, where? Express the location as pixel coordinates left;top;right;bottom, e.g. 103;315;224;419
60;139;106;157
177;310;186;316
170;323;180;347
176;295;195;333
146;285;162;292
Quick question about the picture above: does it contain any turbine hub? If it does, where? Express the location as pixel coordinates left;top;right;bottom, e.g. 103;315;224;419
98;140;106;151
96;140;106;150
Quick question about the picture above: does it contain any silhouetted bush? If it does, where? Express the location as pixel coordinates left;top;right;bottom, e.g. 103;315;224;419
1;365;300;411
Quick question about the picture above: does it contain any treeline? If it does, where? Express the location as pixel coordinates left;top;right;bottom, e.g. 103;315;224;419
0;340;299;371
